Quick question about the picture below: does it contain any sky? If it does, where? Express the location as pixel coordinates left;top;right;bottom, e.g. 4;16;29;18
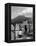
11;6;33;19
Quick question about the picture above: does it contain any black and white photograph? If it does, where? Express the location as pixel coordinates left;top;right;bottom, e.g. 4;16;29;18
11;6;33;40
5;3;35;43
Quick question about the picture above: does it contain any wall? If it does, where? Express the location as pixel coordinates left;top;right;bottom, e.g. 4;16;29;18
0;0;36;46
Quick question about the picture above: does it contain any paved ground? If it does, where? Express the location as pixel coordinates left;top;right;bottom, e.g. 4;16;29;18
15;32;33;40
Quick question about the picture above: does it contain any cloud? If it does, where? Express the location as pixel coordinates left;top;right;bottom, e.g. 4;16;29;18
11;6;33;19
18;7;33;17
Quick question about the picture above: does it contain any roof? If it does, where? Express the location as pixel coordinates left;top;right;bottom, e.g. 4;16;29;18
11;16;26;24
11;15;32;24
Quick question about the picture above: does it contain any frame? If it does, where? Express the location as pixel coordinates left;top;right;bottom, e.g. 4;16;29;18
5;3;35;43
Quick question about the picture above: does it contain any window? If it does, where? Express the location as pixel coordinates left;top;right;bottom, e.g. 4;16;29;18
11;24;14;30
